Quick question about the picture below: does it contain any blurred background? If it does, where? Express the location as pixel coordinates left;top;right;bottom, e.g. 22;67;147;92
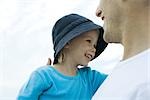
0;0;123;99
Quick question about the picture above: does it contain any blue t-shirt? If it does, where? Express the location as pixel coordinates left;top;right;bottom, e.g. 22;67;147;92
17;65;107;100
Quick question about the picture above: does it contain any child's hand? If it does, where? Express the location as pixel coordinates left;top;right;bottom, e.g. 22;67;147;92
47;58;52;65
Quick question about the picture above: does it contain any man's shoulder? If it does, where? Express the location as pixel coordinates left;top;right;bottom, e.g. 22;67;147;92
116;49;150;70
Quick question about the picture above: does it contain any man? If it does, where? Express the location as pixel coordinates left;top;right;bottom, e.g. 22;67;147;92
93;0;150;99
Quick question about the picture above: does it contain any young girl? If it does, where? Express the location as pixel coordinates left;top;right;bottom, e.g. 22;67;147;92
17;14;108;100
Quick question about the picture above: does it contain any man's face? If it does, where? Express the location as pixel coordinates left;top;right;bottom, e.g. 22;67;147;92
96;0;123;43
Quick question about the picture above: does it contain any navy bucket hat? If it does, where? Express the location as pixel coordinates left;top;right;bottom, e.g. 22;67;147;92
52;14;108;63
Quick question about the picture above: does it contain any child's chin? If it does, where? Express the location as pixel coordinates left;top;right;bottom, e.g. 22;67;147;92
79;63;88;67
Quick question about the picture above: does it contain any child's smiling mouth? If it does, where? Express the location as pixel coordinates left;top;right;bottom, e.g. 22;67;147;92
85;53;93;61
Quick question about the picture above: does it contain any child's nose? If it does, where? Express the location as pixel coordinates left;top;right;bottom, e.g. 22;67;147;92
91;46;96;53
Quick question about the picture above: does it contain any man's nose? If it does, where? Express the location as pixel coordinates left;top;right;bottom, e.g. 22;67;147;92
96;7;102;17
96;8;105;20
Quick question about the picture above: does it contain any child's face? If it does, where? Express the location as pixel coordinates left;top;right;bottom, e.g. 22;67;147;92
65;29;99;66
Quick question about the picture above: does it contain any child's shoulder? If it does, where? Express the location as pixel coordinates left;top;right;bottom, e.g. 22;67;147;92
35;65;53;72
79;66;107;76
33;65;54;77
78;66;94;74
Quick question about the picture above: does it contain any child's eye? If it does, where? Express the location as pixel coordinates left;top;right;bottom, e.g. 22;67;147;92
94;44;96;48
86;40;91;43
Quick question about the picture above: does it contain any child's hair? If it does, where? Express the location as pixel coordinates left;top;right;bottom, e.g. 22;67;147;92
52;14;108;64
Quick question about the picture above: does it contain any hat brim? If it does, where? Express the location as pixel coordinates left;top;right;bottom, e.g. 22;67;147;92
93;27;108;60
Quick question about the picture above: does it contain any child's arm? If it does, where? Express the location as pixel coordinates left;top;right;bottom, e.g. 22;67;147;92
17;71;50;100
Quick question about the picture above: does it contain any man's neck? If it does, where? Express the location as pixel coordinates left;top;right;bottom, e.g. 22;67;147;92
120;0;150;60
122;14;150;60
123;43;149;60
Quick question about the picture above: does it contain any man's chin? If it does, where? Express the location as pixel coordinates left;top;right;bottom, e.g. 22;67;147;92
104;33;121;43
